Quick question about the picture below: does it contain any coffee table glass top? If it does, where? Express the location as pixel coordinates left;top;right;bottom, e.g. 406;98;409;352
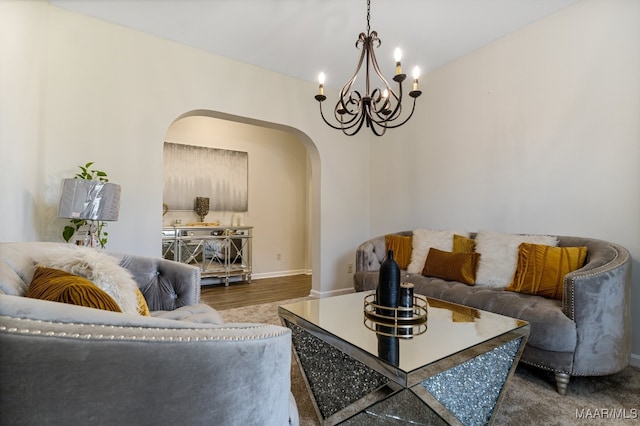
280;291;528;373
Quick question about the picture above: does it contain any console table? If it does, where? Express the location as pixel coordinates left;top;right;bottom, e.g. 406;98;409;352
162;225;252;286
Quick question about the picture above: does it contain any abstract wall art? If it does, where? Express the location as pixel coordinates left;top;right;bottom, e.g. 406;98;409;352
163;142;248;212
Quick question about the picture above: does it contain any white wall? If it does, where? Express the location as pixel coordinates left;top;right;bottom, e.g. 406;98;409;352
0;2;371;296
370;0;640;359
164;115;310;277
0;0;47;242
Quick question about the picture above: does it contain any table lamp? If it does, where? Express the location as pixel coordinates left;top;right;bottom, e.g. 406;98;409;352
58;178;121;247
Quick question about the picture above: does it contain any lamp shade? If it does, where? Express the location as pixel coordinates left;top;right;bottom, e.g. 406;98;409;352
58;178;121;221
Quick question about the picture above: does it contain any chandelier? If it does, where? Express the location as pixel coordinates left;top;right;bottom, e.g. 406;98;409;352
315;0;422;136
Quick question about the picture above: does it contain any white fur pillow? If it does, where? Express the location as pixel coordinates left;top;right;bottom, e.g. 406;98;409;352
406;229;470;274
474;230;558;289
33;245;140;315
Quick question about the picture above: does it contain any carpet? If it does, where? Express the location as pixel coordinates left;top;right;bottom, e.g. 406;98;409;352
219;298;640;425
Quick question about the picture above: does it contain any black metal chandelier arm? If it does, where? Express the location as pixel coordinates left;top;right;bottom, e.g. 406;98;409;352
340;37;368;97
371;81;404;123
334;95;362;126
317;102;348;131
339;90;363;113
325;103;368;137
366;43;406;121
366;112;388;137
368;88;387;114
346;112;368;136
368;43;394;96
318;99;364;133
376;97;418;130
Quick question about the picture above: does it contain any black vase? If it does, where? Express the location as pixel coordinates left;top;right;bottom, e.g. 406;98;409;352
376;250;400;317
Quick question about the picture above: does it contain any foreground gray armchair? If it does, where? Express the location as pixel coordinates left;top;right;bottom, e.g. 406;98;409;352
0;242;298;425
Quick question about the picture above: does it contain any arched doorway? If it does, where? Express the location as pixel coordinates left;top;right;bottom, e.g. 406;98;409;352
163;110;319;287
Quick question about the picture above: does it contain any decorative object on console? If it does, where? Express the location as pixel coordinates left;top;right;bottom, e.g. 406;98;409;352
194;196;210;222
231;212;244;226
376;250;400;317
314;0;422;136
59;162;120;248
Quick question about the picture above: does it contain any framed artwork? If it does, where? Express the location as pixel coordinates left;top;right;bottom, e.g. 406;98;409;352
163;142;248;212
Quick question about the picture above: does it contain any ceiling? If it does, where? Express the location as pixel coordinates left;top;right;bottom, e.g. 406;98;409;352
50;0;580;89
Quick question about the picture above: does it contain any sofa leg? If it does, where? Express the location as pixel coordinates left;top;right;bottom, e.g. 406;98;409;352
554;372;570;395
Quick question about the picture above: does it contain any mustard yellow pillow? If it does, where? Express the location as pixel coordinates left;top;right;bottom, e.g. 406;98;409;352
385;234;413;270
453;234;476;253
135;288;151;316
506;243;588;300
28;267;122;312
422;248;481;285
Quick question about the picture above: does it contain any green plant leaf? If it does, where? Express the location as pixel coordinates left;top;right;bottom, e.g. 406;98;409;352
62;226;75;242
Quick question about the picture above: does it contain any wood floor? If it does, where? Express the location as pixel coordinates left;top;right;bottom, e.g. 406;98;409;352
199;274;311;310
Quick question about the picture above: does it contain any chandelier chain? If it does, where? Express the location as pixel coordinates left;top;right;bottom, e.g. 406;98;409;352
366;0;370;34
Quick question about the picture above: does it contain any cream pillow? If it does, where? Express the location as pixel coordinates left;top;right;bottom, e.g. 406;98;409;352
474;230;558;289
406;229;470;274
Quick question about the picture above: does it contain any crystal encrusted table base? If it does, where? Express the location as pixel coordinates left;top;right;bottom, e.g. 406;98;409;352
282;319;527;426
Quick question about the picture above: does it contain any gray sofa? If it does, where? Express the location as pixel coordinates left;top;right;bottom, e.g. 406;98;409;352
0;242;298;426
353;231;632;395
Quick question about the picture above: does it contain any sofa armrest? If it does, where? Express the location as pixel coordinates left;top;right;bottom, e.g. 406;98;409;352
562;240;632;375
0;295;295;425
111;252;201;311
355;235;387;272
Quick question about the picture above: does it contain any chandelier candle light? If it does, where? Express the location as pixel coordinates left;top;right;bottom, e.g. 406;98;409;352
315;0;422;136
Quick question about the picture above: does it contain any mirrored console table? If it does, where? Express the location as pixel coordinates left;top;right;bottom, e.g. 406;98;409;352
162;225;252;286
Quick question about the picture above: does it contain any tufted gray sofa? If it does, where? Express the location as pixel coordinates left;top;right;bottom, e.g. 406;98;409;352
353;232;632;395
0;242;298;426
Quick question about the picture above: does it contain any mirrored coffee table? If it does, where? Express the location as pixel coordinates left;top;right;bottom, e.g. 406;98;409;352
279;291;529;426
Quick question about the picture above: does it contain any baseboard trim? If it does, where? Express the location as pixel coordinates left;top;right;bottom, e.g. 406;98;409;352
251;269;309;280
630;352;640;368
309;287;354;299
